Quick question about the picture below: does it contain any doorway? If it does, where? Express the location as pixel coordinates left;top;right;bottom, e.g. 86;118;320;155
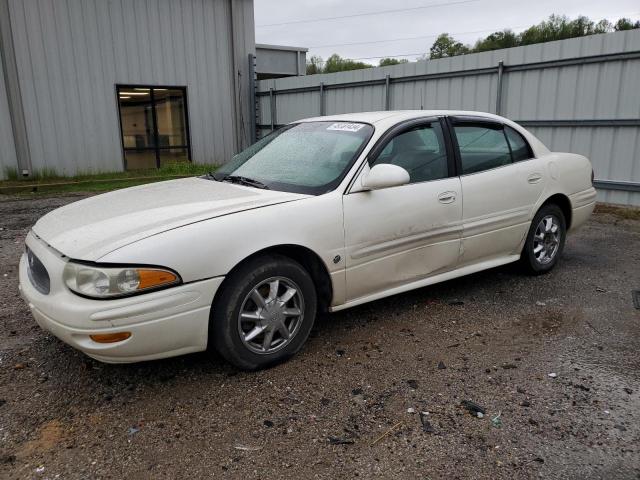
117;85;191;170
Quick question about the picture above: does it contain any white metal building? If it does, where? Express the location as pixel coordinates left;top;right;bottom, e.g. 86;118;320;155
0;0;255;179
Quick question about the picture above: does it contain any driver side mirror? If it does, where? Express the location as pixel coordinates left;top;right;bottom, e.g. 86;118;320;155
361;163;410;191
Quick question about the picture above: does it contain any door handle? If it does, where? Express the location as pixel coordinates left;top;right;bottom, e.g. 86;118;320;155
438;191;456;204
527;173;542;184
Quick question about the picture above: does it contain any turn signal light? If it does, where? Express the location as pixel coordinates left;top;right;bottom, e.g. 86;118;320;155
90;332;132;343
138;270;178;290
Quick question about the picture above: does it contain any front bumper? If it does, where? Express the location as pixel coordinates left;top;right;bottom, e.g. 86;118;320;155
19;232;223;363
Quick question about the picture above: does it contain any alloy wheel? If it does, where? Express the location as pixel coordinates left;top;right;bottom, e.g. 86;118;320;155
532;215;561;265
237;276;305;354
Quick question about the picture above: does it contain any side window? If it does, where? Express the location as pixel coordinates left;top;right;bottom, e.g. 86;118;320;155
505;126;533;162
453;123;511;175
372;122;449;183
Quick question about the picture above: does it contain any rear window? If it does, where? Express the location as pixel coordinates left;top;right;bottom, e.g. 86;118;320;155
505;126;533;161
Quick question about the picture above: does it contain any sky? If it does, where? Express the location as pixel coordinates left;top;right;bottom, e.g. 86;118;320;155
254;0;640;65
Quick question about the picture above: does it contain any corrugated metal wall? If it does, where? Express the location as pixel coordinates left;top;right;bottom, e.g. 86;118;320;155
257;29;640;206
1;0;254;178
0;44;18;177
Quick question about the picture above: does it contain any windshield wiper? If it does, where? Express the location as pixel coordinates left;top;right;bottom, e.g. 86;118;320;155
222;175;269;190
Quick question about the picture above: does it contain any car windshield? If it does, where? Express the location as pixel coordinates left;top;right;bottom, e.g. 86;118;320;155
212;121;374;194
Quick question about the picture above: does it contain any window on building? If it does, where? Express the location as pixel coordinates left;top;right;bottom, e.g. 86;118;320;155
117;86;191;170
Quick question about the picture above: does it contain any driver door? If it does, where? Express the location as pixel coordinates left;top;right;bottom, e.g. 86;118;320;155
342;118;463;302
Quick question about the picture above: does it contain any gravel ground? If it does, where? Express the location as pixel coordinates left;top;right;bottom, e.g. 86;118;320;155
0;193;639;480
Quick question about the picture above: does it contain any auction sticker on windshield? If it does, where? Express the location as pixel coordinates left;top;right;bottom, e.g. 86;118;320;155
327;123;365;132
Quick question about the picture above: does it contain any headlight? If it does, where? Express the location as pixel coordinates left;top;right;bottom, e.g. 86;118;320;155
63;262;180;298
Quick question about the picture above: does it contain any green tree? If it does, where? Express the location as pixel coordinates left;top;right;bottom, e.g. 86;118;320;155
429;33;470;59
615;18;640;31
306;55;324;75
323;54;371;73
594;19;613;34
378;57;409;67
473;30;519;52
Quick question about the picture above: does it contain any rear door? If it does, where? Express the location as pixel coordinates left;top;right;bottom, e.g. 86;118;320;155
342;118;463;302
448;117;545;266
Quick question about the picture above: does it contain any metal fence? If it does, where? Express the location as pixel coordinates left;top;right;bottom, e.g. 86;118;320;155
253;29;640;206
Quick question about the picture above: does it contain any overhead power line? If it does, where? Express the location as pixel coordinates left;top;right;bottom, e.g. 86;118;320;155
308;25;530;49
256;0;481;28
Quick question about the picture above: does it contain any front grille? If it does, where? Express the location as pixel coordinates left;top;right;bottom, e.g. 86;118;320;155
26;247;50;295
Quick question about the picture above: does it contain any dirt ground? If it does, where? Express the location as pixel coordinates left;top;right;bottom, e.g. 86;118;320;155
0;193;639;480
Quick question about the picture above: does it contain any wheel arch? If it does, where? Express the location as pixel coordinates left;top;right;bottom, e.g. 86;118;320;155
213;244;334;313
540;193;572;229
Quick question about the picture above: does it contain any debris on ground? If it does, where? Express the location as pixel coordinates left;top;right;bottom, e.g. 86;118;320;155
371;422;403;446
406;379;418;389
407;407;415;414
328;436;354;445
263;420;274;427
502;363;518;369
572;383;590;392
623;387;633;394
437;361;446;370
419;412;434;433
460;400;486;416
491;412;502;428
548;373;558;378
520;400;531;407
536;301;546;306
477;412;484;418
234;444;263;451
127;426;140;436
35;466;45;474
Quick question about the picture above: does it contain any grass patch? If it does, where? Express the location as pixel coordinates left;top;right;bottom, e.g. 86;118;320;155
0;163;217;196
594;203;640;221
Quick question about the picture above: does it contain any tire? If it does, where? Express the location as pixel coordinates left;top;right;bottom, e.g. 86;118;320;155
209;254;317;370
520;203;567;275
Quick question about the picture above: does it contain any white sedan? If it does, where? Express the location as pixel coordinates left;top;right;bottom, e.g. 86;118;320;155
19;111;597;369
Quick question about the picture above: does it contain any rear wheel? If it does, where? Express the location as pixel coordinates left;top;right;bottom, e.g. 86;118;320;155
521;204;566;275
209;255;317;370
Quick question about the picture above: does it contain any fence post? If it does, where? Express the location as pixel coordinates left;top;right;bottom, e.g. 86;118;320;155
495;60;504;115
248;53;257;142
385;74;391;110
319;82;325;116
269;88;276;132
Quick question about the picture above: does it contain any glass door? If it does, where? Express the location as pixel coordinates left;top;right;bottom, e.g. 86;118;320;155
117;86;191;170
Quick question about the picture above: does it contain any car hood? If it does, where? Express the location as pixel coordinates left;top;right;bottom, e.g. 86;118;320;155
32;177;309;260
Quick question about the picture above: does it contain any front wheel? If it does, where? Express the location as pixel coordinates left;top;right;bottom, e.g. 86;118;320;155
520;204;567;275
209;255;317;370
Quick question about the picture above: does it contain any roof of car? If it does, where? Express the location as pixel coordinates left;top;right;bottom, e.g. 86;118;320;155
296;110;551;156
297;110;506;126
